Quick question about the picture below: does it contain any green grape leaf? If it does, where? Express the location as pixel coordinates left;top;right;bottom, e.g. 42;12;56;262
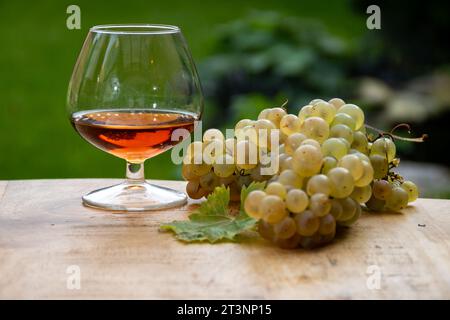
160;182;266;243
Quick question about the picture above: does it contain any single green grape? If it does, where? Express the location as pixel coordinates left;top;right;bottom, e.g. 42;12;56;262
280;114;301;135
327;167;355;198
385;187;409;211
337;104;365;130
294;210;320;237
309;193;332;217
258;220;275;241
299;116;329;143
338;201;362;226
370;137;396;162
266;182;287;199
186;180;208;199
337;197;357;221
350;185;372;203
401;180;419;202
319;214;336;235
352;131;369;154
244;190;266;219
266;107;287;128
372;179;392;200
321;156;338;174
328;98;346;110
292;144;323;177
321;138;348;160
331;112;356;130
260;195;287;224
311;101;336;124
338;154;364;181
273;216;297;240
330;124;354;144
298;105;314;123
306;174;332;196
278;169;303;188
286;189;309;213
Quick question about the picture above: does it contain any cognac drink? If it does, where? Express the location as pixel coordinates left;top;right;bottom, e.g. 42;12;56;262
72;109;196;163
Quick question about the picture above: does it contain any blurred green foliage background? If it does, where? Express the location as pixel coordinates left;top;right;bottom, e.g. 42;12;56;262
0;0;449;197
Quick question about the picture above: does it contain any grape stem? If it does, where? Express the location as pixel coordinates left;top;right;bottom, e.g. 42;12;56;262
365;123;428;143
280;99;289;111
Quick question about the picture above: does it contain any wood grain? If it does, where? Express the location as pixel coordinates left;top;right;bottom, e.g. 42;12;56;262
0;179;449;299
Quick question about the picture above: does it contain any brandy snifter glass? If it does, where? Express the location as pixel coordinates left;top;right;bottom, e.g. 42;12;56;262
67;24;203;211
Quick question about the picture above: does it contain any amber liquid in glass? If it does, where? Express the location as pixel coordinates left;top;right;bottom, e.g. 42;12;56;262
71;109;196;163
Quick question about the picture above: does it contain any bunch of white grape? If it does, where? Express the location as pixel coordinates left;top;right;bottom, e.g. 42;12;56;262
181;97;419;249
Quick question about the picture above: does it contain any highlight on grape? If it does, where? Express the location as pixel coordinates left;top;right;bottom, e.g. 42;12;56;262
170;98;421;249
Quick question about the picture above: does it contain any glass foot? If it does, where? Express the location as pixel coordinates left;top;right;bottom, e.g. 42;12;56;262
82;181;187;212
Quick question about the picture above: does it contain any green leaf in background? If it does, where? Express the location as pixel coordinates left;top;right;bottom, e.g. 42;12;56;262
160;182;266;243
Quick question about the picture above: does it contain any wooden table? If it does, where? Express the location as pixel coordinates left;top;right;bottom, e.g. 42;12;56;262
0;179;449;299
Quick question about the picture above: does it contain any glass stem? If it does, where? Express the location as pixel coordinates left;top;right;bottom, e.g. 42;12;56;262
126;162;145;184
